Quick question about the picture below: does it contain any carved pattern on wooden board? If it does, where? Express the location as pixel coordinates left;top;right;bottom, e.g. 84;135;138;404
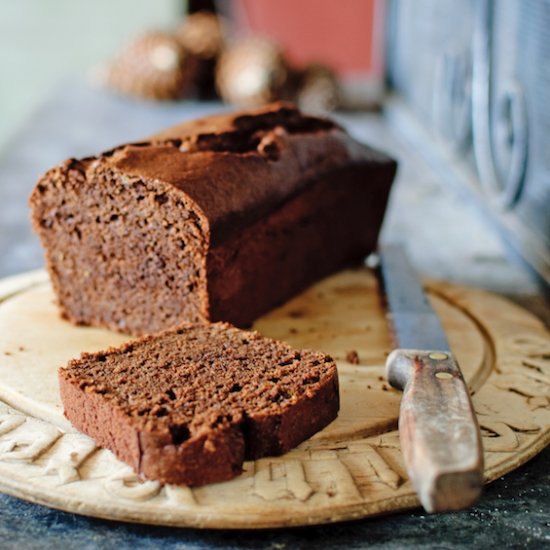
0;270;548;528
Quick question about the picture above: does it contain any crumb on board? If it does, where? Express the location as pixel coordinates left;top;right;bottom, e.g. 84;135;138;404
346;350;360;364
288;310;304;318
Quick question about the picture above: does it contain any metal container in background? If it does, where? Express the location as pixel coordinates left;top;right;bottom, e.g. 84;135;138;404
387;0;550;292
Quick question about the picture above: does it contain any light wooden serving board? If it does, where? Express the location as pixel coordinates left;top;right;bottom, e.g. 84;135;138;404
0;268;548;529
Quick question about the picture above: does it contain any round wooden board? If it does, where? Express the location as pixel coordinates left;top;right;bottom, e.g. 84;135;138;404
0;269;548;529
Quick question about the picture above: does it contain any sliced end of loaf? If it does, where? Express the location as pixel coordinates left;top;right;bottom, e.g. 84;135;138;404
30;158;210;335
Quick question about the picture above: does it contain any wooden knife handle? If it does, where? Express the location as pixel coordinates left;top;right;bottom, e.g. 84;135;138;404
386;349;484;513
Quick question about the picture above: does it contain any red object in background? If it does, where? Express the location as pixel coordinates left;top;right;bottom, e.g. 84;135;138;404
231;0;384;79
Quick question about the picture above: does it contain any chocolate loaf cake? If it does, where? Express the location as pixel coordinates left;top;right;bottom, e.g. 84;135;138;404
31;103;396;335
59;322;339;486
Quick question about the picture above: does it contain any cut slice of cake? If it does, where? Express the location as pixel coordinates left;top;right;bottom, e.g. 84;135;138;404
59;322;339;486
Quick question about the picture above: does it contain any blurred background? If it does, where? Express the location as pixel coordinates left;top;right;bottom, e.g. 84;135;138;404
0;2;549;546
0;0;179;150
0;0;385;149
0;0;549;299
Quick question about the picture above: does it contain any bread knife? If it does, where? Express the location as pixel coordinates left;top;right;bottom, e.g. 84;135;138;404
378;243;483;513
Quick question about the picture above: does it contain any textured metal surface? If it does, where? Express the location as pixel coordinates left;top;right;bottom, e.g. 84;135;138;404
387;0;550;291
496;0;550;230
379;243;450;351
387;0;476;145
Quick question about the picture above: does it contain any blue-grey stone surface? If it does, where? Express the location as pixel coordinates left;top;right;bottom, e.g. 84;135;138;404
0;82;548;549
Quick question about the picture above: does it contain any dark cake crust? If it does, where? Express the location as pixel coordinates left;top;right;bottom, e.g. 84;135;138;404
31;103;396;335
59;323;339;486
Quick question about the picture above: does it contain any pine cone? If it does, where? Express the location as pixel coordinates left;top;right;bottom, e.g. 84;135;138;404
107;31;196;101
176;12;226;99
216;37;291;107
176;11;225;60
294;64;340;113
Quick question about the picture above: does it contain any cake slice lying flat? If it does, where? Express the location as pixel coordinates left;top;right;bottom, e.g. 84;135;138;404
59;322;339;486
